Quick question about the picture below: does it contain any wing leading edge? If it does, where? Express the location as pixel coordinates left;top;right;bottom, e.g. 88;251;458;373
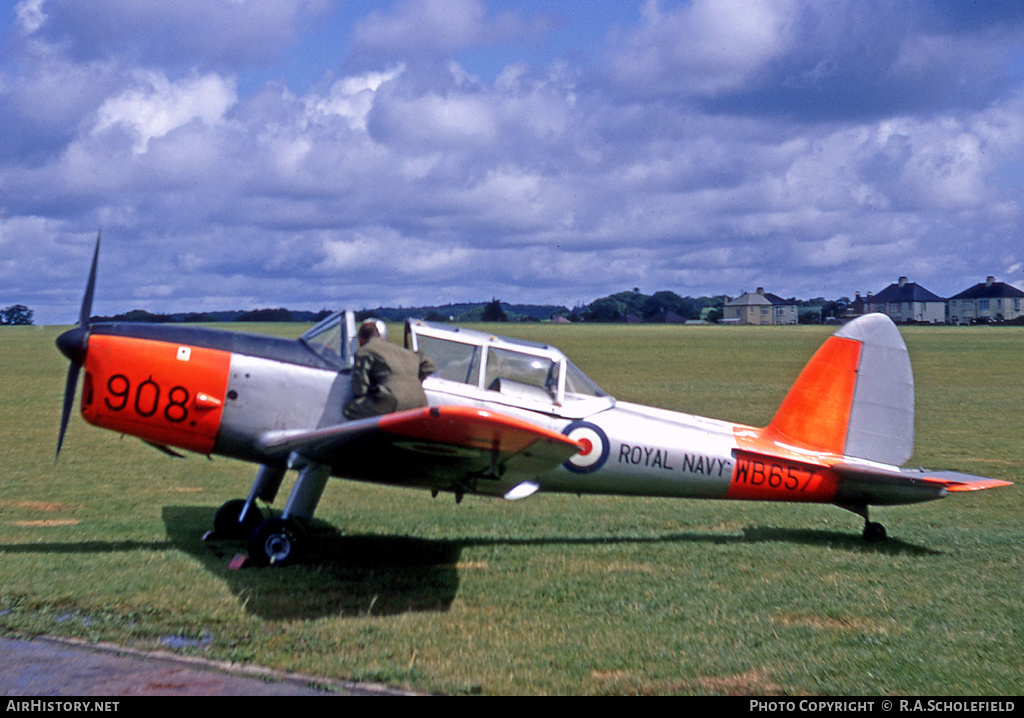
259;405;582;496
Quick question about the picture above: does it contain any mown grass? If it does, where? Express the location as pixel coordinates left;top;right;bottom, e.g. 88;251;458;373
0;322;1021;695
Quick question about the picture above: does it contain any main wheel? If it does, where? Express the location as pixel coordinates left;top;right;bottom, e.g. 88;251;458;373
214;499;263;540
247;517;305;567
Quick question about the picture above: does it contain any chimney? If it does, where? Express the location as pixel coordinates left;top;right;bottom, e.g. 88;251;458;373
986;276;995;286
756;287;765;295
898;276;908;287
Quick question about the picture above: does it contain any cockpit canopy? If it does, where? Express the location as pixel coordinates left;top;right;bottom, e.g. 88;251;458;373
406;320;615;419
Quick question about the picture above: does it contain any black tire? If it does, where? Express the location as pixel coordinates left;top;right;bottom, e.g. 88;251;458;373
247;517;304;567
863;521;887;542
214;499;263;540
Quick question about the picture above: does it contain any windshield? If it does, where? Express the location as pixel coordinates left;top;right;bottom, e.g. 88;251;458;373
564;359;607;398
300;311;356;367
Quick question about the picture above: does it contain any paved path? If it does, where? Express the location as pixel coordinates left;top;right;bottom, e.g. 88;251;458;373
0;636;407;696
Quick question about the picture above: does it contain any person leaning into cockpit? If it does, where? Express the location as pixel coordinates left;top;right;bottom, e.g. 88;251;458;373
343;318;436;420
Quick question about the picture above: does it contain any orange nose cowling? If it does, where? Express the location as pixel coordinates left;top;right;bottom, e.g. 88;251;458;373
82;334;231;455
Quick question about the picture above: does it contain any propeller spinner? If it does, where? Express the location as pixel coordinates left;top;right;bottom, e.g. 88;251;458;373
56;231;101;459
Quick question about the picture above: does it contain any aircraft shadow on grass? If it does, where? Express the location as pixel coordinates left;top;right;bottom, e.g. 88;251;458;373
0;506;940;623
162;505;463;620
160;505;943;621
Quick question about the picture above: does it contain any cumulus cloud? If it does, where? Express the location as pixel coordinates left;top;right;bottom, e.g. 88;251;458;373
92;72;236;154
308;65;406;131
608;0;798;97
15;0;47;34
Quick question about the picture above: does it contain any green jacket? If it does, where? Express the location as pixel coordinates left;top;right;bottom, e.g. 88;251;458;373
343;338;436;419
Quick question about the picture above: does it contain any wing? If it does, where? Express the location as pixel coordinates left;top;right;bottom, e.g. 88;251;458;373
258;405;582;498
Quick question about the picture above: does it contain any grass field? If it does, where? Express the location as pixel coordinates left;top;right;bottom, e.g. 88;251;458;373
1;322;1021;695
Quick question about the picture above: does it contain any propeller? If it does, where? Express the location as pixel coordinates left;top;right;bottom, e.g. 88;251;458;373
55;231;101;460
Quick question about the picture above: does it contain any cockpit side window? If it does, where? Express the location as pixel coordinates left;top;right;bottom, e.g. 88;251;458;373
304;322;341;359
415;334;482;385
485;348;557;395
407;320;615;418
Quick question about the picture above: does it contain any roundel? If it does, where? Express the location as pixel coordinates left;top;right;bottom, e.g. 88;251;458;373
561;421;609;474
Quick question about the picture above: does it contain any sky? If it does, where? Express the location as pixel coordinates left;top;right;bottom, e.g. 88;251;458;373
2;0;1024;324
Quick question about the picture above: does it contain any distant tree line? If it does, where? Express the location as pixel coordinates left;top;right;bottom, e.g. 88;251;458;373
575;290;727;323
66;291;858;327
0;304;34;325
92;308;334;324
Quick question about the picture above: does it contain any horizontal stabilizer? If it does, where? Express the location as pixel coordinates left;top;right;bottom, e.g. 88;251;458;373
905;470;1013;493
832;461;1012;506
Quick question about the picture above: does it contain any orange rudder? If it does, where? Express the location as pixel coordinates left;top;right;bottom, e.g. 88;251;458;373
762;335;862;456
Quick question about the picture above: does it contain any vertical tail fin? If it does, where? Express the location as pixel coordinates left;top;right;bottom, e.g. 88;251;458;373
765;314;914;466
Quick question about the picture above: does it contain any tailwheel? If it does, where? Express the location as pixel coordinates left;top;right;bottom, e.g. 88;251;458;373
247;517;305;567
863;521;887;543
213;498;263;540
839;504;888;543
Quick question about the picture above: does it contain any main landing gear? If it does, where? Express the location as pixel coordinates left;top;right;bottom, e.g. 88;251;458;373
211;461;330;567
213;498;263;539
247;517;306;567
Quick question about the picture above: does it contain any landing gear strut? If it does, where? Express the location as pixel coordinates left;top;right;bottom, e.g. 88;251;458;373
212;464;285;540
211;460;331;567
839;504;888;542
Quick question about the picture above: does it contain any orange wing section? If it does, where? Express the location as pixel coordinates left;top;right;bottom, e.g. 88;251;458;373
378;405;580;455
762;335;862;456
82;335;231;454
258;406;583;487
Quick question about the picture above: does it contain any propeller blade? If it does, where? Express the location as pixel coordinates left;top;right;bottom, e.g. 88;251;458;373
56;361;81;460
55;230;101;461
79;230;101;328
